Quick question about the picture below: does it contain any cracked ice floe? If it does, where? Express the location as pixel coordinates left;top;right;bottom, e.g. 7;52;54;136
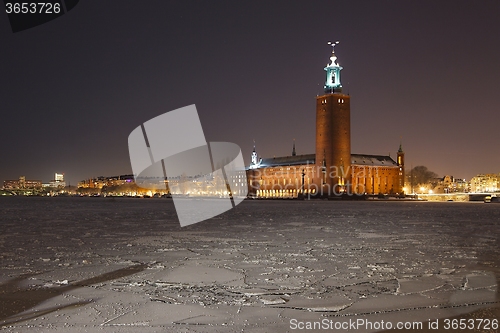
396;275;446;294
148;264;245;286
259;296;287;305
463;271;497;290
272;295;353;312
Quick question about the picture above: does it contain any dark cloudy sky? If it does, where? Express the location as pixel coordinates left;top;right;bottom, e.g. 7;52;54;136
1;1;499;185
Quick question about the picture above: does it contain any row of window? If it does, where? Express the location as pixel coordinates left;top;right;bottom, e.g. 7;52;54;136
319;98;346;104
259;177;311;185
257;188;316;196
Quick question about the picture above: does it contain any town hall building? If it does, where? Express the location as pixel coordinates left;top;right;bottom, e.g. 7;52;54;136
247;42;404;198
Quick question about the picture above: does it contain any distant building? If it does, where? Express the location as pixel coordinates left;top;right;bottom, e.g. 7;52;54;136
246;43;404;198
77;173;248;197
470;174;500;193
3;176;42;190
78;174;135;189
454;178;468;192
49;172;66;188
431;175;468;193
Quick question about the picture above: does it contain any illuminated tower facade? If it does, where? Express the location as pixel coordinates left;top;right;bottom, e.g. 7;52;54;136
315;42;351;195
397;144;405;193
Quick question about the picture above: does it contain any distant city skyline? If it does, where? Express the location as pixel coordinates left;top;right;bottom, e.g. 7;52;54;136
2;1;500;186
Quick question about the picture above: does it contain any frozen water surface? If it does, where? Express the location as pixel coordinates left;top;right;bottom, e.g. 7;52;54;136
0;197;499;332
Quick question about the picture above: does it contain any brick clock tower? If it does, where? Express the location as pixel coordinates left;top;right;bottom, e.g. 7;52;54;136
315;42;351;195
397;143;405;193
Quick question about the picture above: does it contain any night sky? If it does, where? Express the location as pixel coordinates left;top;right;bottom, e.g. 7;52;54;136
1;1;499;186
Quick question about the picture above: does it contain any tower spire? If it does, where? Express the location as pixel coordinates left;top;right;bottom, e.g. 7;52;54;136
292;139;296;156
397;140;405;193
249;139;262;169
251;139;258;166
324;41;343;94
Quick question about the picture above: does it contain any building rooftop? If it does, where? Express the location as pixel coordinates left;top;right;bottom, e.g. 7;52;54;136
258;154;316;168
351;154;398;167
253;153;398;168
